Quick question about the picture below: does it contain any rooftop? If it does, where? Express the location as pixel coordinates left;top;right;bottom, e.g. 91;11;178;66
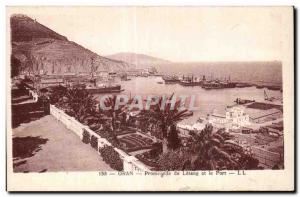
245;108;282;120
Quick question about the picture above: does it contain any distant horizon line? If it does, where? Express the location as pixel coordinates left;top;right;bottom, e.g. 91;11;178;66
104;52;281;64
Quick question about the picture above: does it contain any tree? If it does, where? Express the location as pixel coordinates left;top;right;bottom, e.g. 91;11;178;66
145;94;191;153
48;85;67;106
100;95;128;144
11;55;21;78
189;124;239;170
189;124;259;170
157;150;190;171
167;124;181;150
63;88;98;123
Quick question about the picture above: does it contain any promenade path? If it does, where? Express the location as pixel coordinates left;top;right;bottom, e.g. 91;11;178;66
13;115;112;172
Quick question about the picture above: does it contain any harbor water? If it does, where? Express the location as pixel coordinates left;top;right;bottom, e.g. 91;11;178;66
95;76;283;124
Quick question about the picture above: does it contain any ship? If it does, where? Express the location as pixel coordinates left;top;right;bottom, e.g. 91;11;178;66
203;80;236;89
202;81;223;89
201;75;236;89
266;85;281;91
180;80;202;86
220;76;237;88
85;57;123;94
222;81;237;88
85;82;122;93
235;83;253;88
234;98;255;105
256;85;264;89
179;75;203;86
162;75;180;84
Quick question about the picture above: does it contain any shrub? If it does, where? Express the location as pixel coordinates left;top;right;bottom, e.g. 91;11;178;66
157;150;190;171
82;129;91;144
149;142;163;158
99;145;123;171
95;129;110;139
89;123;101;131
135;152;159;168
238;154;260;170
90;135;98;150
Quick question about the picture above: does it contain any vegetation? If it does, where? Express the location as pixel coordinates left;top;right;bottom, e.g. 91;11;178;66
63;88;98;123
140;94;191;153
82;129;91;144
99;145;123;171
167;125;181;150
49;85;67;105
189;124;259;170
11;55;21;78
157;150;191;171
99;95;135;145
90;135;98;150
49;87;260;171
149;142;163;158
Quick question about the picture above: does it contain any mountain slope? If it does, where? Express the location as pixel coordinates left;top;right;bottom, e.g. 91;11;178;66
10;14;131;76
106;52;171;68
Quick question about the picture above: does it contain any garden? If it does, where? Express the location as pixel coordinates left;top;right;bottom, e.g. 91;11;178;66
118;133;154;152
46;85;262;171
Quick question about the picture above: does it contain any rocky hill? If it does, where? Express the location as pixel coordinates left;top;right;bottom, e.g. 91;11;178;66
106;52;171;69
10;14;131;77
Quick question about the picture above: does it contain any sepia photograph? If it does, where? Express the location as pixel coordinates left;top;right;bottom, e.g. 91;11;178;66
6;6;294;191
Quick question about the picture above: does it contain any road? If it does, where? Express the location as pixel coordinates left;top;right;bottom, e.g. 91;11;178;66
12;115;112;172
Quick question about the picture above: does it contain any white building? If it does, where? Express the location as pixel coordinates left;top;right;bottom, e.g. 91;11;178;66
209;106;250;130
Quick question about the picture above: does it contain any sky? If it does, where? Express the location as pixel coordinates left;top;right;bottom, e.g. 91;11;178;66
8;6;292;62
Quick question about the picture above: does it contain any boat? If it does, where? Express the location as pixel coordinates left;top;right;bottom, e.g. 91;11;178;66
266;85;281;91
179;75;203;86
201;75;235;89
85;83;123;93
221;81;236;88
235;83;252;88
256;85;264;89
157;81;164;84
202;80;223;89
162;75;180;84
234;98;255;105
180;80;202;86
85;57;123;94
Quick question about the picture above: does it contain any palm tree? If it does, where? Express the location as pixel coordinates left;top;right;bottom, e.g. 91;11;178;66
63;88;98;123
100;95;129;144
167;124;181;150
145;94;191;153
189;124;260;170
189;124;240;170
48;85;67;106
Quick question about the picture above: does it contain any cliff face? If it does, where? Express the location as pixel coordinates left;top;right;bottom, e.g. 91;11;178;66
10;14;131;76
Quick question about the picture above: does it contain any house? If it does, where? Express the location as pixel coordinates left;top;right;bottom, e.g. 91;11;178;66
226;107;250;128
208;106;250;130
126;68;145;76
